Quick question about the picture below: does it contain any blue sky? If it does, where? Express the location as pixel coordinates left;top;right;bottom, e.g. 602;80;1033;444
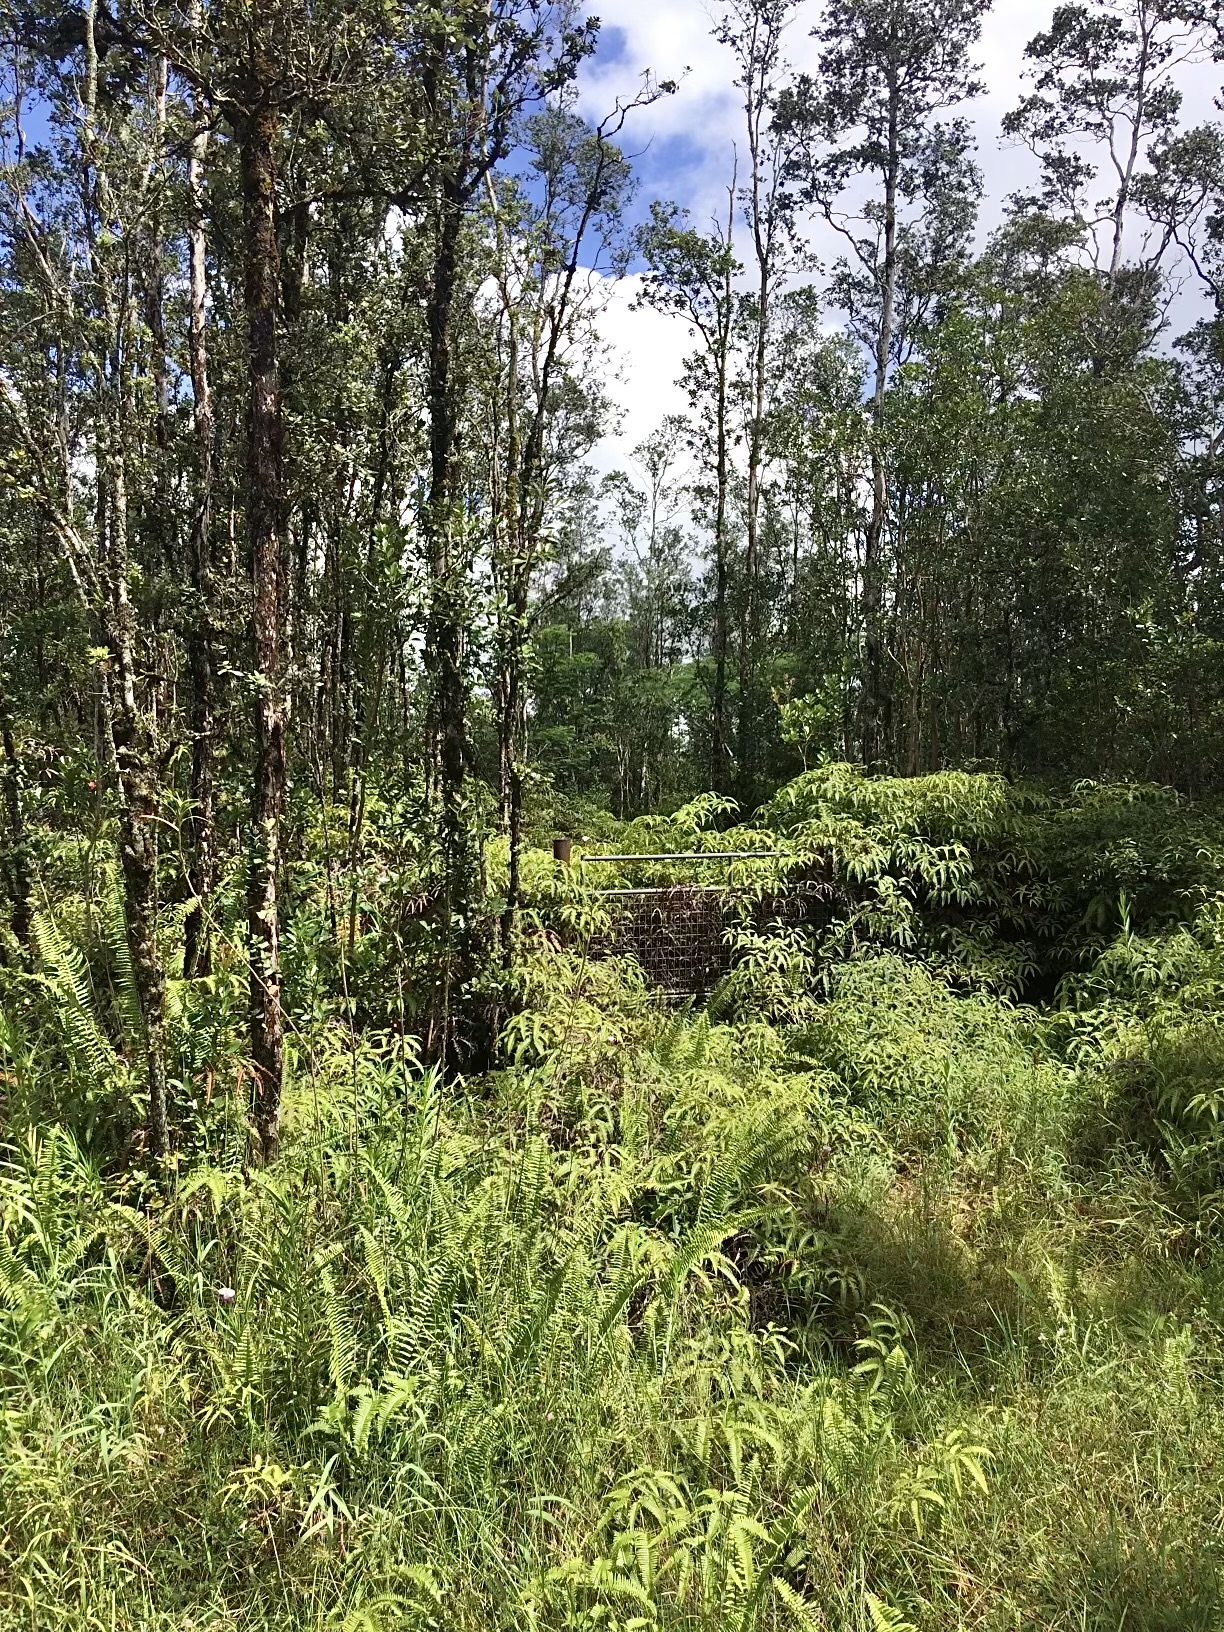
576;0;1223;474
8;0;1214;488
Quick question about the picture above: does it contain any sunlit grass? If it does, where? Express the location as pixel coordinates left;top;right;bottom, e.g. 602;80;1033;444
4;946;1224;1631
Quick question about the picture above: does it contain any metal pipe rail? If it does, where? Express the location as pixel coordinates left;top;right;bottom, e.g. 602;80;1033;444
594;885;739;896
579;849;791;899
580;851;780;864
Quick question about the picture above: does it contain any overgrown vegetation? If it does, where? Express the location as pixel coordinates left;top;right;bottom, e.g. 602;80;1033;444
5;0;1224;1623
6;770;1224;1628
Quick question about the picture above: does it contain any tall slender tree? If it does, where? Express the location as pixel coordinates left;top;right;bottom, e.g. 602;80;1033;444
409;0;597;1059
718;0;801;805
483;92;651;960
1004;0;1210;283
0;0;175;1157
637;189;741;793
780;0;990;764
181;0;216;981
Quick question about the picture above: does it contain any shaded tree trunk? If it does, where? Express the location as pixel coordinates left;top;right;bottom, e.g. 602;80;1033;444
103;436;170;1164
239;99;286;1161
499;574;527;961
710;186;734;795
737;248;768;809
859;96;899;768
0;697;30;953
83;0;169;1162
183;82;215;979
423;188;480;1071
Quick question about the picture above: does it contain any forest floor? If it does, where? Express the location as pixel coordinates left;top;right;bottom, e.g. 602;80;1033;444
3;770;1224;1630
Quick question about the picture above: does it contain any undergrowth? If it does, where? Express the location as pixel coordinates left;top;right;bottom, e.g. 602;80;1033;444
4;769;1224;1629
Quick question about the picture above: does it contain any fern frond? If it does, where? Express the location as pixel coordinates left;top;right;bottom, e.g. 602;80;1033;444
772;1577;824;1627
319;1263;357;1394
0;1231;37;1311
360;1225;390;1324
32;907;118;1084
865;1591;917;1632
698;1107;801;1227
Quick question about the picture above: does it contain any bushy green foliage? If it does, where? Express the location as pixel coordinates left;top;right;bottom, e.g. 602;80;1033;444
806;955;1072;1166
757;765;1224;998
0;1003;1001;1631
6;772;1224;1628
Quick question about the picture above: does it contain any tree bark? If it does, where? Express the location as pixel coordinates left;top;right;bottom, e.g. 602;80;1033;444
82;0;170;1162
423;188;479;1070
710;183;735;796
0;699;31;953
239;99;286;1161
500;575;526;962
737;216;769;809
485;194;523;956
183;78;215;979
735;10;783;810
103;427;171;1164
1107;2;1154;286
859;72;900;768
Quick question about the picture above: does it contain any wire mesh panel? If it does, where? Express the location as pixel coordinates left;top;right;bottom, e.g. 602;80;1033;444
590;887;734;999
580;851;832;1002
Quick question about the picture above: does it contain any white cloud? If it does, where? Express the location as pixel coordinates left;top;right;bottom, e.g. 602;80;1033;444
590;274;694;475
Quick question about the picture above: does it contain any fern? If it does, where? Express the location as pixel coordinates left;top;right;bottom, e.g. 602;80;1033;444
31;906;119;1085
319;1262;357;1395
360;1225;391;1326
772;1578;823;1627
697;1106;802;1228
0;1229;37;1312
101;876;147;1066
865;1592;917;1632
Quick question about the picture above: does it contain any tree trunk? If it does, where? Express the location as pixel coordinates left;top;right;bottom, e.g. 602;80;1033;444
737;38;777;810
0;699;30;953
113;739;170;1164
500;577;526;961
423;191;480;1071
711;323;732;794
183;86;215;980
82;0;169;1161
859;90;900;768
1107;8;1153;286
104;437;171;1164
239;100;286;1161
487;215;523;956
146;55;172;575
737;276;768;809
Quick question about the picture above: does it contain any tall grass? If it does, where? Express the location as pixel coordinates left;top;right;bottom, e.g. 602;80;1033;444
4;772;1224;1628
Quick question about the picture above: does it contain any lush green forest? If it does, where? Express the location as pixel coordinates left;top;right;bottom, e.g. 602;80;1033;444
4;0;1224;1626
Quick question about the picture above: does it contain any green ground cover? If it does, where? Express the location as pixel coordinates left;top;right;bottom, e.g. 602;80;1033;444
4;771;1224;1630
